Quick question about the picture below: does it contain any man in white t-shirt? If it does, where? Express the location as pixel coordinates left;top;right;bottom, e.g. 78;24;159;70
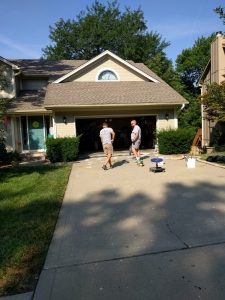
100;122;115;170
130;120;143;165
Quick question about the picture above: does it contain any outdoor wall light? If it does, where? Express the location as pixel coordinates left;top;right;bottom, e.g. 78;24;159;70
63;116;67;124
165;113;169;121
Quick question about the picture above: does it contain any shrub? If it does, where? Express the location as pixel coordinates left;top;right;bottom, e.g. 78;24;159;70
46;138;63;163
157;128;195;154
0;138;8;165
8;151;22;163
46;136;81;163
0;139;21;166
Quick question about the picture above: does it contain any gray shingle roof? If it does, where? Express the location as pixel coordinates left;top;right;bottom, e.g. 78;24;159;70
7;58;188;111
10;59;87;81
7;90;46;112
45;81;188;107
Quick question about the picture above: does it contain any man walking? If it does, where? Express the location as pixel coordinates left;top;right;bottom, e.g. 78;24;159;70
100;122;115;170
130;120;143;166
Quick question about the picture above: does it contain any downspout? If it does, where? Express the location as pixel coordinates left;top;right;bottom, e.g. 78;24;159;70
180;104;185;110
175;104;186;128
12;68;21;97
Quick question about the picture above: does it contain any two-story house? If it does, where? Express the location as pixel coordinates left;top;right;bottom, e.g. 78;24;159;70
199;32;225;147
0;50;188;153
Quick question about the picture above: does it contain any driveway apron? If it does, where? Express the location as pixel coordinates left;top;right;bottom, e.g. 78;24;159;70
33;155;225;300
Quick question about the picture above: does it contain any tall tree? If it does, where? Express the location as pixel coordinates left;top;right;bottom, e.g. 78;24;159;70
176;35;214;96
175;35;214;128
200;81;225;122
43;0;169;63
0;63;10;163
43;1;181;82
0;63;9;140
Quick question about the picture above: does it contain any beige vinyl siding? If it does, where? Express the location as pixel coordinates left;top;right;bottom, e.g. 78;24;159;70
54;108;177;139
202;70;211;94
55;114;75;138
157;110;177;131
211;35;225;84
74;108;177;131
70;57;147;82
201;35;225;147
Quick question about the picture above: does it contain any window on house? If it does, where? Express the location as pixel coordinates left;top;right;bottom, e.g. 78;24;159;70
98;70;118;81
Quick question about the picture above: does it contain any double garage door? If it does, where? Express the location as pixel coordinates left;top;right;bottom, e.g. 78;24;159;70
76;116;156;152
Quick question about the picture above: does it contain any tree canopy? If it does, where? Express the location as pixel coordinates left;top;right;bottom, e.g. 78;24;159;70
43;0;219;130
43;0;169;62
214;6;225;25
176;35;214;96
0;63;9;138
200;81;225;122
43;0;185;103
175;35;214;129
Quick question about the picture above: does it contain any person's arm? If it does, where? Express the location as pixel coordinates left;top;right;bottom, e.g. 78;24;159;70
131;129;138;142
99;131;103;144
111;130;115;142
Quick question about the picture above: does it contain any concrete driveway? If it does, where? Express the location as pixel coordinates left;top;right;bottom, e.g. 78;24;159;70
34;154;225;300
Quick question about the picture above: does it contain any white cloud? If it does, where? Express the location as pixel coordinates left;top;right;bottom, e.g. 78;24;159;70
0;34;41;58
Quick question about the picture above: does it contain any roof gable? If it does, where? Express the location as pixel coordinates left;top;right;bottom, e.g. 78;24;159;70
199;60;211;85
53;50;159;83
0;56;20;70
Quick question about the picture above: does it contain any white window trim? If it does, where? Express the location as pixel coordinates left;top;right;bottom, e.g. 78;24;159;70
96;68;120;82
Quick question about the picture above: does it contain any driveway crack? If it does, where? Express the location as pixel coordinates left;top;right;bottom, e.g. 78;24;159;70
166;222;189;248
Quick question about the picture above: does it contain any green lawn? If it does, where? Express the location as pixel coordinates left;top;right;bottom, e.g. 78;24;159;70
0;164;72;296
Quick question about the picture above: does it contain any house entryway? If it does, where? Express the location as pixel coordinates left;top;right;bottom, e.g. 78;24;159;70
76;116;156;152
20;115;51;151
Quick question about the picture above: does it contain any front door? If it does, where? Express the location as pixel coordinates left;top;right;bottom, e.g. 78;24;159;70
28;116;45;150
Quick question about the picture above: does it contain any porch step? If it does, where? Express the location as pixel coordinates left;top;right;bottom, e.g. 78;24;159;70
21;152;46;162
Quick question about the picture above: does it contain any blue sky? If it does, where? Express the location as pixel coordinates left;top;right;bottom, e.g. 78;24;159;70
0;0;224;64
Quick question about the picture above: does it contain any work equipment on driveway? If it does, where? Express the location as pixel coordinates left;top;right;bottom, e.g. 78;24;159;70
150;157;165;173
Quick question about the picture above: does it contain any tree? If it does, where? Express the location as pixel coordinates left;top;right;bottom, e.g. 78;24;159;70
214;6;225;25
146;52;183;91
0;63;8;139
43;0;170;63
200;81;225;121
0;63;9;163
176;35;214;96
44;1;180;78
43;0;185;105
175;35;215;129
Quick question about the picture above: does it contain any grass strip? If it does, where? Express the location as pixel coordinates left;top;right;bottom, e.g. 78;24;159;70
200;151;225;166
0;164;72;296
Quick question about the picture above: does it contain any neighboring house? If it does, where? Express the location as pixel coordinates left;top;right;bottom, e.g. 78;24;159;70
199;32;225;147
0;50;188;153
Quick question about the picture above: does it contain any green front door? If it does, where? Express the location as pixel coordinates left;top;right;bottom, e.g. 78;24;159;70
28;116;45;150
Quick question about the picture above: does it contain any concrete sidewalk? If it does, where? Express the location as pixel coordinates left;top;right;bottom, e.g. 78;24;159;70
33;154;225;299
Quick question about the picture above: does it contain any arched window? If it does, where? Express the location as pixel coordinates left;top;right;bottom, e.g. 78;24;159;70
98;70;118;81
